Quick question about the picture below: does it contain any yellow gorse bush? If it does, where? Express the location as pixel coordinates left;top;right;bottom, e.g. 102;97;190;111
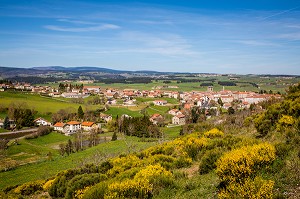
43;179;55;191
218;177;274;199
216;143;275;183
74;186;91;199
14;180;44;195
106;178;152;199
204;128;224;138
106;164;173;198
142;134;207;160
276;114;295;131
134;164;173;181
108;155;142;177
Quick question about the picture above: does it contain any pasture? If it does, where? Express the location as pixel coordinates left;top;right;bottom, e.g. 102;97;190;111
0;91;101;116
0;133;167;189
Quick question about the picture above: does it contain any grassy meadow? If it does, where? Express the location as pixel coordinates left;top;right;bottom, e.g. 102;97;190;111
0;126;181;189
0;91;101;115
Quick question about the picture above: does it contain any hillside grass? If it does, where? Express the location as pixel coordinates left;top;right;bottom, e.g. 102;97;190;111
0;122;181;189
0;135;160;189
0;91;100;115
146;105;171;116
104;107;143;118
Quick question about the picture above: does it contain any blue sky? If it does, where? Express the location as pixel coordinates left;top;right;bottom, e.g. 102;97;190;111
1;0;300;74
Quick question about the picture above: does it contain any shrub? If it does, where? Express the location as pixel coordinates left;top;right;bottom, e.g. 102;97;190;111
107;155;142;177
83;182;108;199
204;128;224;138
106;164;174;198
174;156;192;169
43;179;55;191
151;154;176;169
216;143;276;199
65;173;107;199
199;148;223;174
218;177;274;199
216;143;276;184
106;178;152;198
14;180;44;195
182;137;208;160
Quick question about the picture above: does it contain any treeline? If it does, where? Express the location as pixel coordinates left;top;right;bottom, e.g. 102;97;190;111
200;83;213;86
116;116;162;138
95;77;152;84
0;80;12;84
7;76;65;84
217;81;237;86
176;78;216;83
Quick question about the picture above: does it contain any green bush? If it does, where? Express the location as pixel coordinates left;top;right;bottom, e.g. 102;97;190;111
65;173;107;199
199;148;223;174
174;156;192;169
49;163;103;198
83;182;108;199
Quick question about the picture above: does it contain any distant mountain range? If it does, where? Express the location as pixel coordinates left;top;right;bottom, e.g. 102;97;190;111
0;66;298;79
0;66;173;77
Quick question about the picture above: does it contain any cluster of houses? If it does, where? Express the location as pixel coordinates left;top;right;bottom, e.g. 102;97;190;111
1;82;282;128
34;117;102;136
53;121;101;135
1;81;278;109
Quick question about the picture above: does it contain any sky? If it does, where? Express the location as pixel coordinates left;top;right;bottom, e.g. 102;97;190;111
0;0;300;75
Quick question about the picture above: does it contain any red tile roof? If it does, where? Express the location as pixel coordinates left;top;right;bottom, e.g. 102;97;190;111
81;121;94;127
54;122;65;127
67;121;81;125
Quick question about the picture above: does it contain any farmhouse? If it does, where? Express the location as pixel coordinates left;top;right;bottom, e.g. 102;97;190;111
81;121;97;131
65;121;81;135
53;122;66;132
168;109;179;116
83;86;101;94
34;117;51;126
172;114;186;125
153;100;167;106
149;114;163;125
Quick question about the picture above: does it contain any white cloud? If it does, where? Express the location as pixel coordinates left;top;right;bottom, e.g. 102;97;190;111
235;40;278;46
44;24;120;32
57;18;98;25
277;32;300;40
117;31;198;56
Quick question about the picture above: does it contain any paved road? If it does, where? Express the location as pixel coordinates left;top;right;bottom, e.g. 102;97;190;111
0;128;38;135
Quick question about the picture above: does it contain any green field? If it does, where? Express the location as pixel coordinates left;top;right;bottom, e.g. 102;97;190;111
0;134;163;189
104;106;143;118
146;105;171;116
43;76;299;93
0;91;101;116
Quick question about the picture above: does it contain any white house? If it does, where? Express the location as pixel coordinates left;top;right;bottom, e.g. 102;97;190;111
81;121;97;131
65;121;81;135
83;86;101;94
172;114;186;125
34;117;51;126
153;100;167;106
53;122;66;132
